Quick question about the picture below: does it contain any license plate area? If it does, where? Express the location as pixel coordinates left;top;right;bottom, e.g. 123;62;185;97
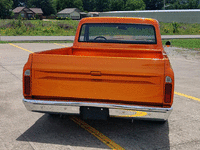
80;106;109;120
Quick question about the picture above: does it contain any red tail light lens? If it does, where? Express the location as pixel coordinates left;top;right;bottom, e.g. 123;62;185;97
164;84;172;103
24;69;31;95
24;76;30;95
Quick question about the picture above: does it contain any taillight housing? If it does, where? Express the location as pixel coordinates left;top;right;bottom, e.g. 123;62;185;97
164;76;172;103
24;69;31;95
164;84;172;103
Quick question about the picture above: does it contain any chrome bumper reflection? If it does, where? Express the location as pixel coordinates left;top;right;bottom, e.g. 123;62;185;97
23;99;172;121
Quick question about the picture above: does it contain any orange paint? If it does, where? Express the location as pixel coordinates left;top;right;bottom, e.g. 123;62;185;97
23;17;174;108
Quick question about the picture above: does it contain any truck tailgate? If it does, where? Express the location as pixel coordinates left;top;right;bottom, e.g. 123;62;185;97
31;54;165;104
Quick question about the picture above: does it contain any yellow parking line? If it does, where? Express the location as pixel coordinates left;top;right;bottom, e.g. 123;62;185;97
54;43;68;47
175;91;200;102
70;116;125;150
9;43;34;53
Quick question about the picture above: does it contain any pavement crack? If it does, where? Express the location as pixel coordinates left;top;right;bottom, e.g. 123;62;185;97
0;63;21;81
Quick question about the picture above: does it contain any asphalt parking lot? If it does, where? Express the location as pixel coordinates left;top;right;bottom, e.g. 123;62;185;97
0;43;200;150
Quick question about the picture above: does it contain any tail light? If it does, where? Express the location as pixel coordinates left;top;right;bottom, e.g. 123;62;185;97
24;69;31;95
164;76;172;103
164;84;172;103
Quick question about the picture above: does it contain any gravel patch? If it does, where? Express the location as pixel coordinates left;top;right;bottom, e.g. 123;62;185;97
164;46;200;61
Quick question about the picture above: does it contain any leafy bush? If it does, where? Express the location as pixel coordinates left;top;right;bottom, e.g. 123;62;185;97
57;23;73;29
0;19;79;36
0;20;16;28
24;22;35;28
172;22;179;33
159;22;200;35
56;17;72;20
17;14;23;27
30;17;36;20
164;28;170;33
56;17;62;20
65;17;72;20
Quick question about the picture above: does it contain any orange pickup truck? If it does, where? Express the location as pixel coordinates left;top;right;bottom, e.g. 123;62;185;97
23;17;174;121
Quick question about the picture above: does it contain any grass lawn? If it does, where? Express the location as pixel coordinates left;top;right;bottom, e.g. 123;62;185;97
0;41;8;43
162;39;200;50
0;19;79;36
160;22;200;35
0;19;200;36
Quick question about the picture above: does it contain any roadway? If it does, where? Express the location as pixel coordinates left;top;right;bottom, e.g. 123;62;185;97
0;43;200;150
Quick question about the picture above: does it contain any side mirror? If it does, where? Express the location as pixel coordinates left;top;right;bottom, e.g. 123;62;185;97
165;41;171;47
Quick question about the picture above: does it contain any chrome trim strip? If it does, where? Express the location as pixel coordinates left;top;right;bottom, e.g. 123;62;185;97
23;99;172;121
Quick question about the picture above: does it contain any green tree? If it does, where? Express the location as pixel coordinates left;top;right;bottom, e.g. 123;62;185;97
165;0;200;9
41;0;56;15
73;0;83;11
95;0;110;12
13;0;25;8
27;0;56;16
56;0;64;12
0;0;13;19
125;0;146;10
52;0;57;13
110;0;125;11
56;0;83;12
188;0;200;9
143;0;163;10
82;0;96;12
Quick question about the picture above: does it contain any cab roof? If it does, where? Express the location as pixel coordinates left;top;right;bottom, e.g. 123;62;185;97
80;17;159;26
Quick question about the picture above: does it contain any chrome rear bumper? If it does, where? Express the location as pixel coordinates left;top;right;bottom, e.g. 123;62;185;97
23;99;172;121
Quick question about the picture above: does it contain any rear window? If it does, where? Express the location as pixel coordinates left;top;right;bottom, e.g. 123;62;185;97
79;23;156;44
